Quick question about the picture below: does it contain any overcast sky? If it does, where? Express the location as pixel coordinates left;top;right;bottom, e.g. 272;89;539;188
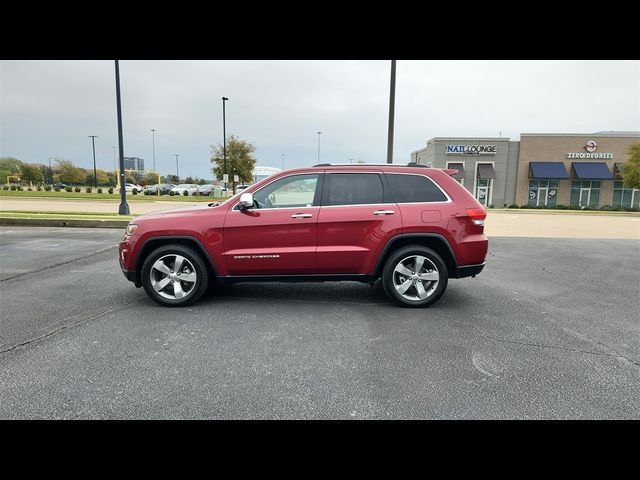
1;60;638;179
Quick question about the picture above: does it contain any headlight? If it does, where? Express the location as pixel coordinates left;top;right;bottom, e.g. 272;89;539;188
126;223;138;235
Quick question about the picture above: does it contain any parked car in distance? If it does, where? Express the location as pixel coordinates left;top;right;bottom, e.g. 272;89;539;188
120;163;488;308
125;183;143;193
52;183;66;189
236;185;249;193
146;183;174;195
171;184;199;196
196;184;215;196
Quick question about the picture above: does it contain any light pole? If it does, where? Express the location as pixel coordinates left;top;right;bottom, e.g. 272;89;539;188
317;131;322;164
386;60;397;164
150;129;156;172
175;154;180;180
88;135;98;188
282;153;285;170
222;97;229;190
48;157;53;184
114;60;129;215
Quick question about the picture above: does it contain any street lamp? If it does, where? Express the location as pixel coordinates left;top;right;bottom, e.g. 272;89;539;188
317;131;322;164
114;60;129;215
48;157;54;184
222;97;229;190
150;129;156;172
386;60;397;164
88;135;98;188
175;154;180;180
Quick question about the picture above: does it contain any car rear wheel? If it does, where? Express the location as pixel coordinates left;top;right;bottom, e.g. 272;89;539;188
141;244;210;307
382;245;448;308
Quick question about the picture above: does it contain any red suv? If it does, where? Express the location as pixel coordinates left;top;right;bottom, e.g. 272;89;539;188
119;163;488;307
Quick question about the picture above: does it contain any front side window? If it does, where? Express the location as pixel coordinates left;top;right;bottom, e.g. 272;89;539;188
386;174;448;203
326;173;384;206
250;174;319;209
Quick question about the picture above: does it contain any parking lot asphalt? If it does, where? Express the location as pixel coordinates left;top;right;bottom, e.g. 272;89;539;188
0;227;638;419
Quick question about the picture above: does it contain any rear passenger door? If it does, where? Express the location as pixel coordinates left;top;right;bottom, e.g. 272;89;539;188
316;172;402;274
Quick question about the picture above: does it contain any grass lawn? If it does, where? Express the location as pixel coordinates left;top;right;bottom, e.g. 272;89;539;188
0;190;225;202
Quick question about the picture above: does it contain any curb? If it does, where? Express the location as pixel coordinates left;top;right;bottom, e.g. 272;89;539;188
0;217;128;228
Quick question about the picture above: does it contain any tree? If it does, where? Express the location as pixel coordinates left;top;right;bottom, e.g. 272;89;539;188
621;143;640;190
165;174;179;184
144;172;159;186
20;164;45;184
210;134;257;184
56;159;85;185
0;156;23;184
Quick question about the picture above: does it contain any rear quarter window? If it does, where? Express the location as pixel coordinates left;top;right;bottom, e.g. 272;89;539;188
386;174;448;203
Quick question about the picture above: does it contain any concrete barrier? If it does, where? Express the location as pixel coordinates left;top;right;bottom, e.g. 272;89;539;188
0;217;128;229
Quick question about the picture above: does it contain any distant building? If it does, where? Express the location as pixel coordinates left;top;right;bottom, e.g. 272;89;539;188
124;157;145;171
253;166;281;183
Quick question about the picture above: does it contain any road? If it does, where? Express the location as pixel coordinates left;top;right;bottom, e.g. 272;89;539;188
0;227;638;419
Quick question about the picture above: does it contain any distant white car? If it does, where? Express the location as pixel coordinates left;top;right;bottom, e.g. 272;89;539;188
125;183;143;193
171;184;199;195
236;185;249;193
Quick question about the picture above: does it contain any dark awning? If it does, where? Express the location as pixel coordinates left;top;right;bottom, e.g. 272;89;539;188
529;162;569;179
614;163;624;180
447;163;464;180
571;162;613;180
477;164;496;180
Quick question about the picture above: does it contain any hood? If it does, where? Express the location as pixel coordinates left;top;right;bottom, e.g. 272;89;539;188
131;204;214;222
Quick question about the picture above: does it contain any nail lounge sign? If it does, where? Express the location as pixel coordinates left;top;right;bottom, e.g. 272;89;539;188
446;144;497;155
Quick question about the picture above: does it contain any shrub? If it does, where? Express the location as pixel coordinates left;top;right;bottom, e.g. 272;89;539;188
36;185;43;191
85;187;92;193
65;186;72;192
108;187;114;194
17;186;24;191
27;187;33;191
97;187;102;194
2;185;9;190
508;204;519;209
132;188;138;195
54;187;61;192
169;190;175;196
44;186;52;191
10;185;17;191
74;186;81;192
144;189;152;195
183;190;189;196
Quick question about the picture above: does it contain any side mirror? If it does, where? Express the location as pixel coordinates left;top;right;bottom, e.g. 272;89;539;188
238;192;254;210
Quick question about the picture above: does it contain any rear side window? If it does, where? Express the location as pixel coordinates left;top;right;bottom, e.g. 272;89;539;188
386;174;448;203
326;173;384;206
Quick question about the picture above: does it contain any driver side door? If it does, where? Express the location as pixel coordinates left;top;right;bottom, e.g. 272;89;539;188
222;173;323;275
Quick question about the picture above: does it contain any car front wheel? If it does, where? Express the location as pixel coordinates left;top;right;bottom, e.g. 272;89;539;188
141;244;210;307
381;245;448;308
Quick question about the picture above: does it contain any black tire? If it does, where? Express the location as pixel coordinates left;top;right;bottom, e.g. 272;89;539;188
141;244;210;307
381;245;448;308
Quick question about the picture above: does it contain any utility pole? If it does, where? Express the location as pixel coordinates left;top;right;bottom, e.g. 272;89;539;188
386;60;396;164
317;131;322;163
222;97;229;190
48;157;53;184
151;129;156;172
114;60;129;215
88;135;98;188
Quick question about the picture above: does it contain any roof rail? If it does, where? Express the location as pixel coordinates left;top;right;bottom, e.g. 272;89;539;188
313;162;431;168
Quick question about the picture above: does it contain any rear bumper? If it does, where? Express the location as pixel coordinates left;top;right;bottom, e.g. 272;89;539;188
452;262;485;279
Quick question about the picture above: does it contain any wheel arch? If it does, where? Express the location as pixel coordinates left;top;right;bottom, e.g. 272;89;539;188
374;234;458;278
135;236;218;285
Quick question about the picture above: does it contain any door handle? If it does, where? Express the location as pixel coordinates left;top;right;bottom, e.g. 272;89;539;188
291;213;313;218
373;210;395;215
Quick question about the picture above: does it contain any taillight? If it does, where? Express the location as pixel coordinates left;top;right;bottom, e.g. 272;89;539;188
466;208;486;226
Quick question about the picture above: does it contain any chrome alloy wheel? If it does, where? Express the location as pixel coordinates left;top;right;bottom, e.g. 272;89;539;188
150;254;198;300
392;255;439;301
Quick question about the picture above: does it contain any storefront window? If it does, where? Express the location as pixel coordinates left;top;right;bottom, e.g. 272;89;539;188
613;181;640;208
528;180;558;207
475;178;491;206
570;181;600;208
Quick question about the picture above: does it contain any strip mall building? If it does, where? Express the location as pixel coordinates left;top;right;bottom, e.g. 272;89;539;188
410;132;640;209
